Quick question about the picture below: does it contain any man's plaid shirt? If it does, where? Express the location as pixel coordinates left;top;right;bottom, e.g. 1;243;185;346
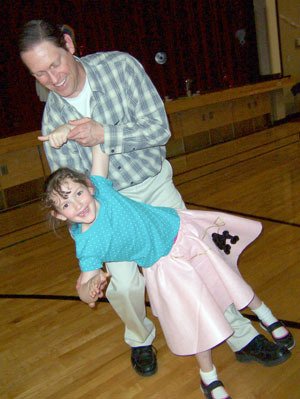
42;51;171;190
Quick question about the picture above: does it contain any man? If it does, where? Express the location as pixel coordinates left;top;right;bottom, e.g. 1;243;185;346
19;19;290;377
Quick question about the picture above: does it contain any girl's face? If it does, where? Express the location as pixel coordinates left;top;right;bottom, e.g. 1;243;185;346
52;178;98;228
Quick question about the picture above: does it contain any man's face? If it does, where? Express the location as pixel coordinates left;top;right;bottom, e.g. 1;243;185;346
20;39;85;98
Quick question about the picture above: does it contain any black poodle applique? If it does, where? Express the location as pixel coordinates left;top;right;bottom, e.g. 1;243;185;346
212;230;239;254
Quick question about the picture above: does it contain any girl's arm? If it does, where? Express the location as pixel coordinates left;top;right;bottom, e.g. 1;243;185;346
91;144;109;178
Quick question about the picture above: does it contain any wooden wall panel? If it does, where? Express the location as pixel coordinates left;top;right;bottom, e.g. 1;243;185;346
0;147;44;189
231;93;270;123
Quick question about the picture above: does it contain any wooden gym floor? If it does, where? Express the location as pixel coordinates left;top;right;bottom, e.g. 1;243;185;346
0;127;299;398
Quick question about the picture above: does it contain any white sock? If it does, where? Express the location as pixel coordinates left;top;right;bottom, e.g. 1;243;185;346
200;366;229;399
252;302;288;339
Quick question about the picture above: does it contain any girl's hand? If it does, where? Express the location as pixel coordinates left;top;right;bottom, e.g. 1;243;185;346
38;124;73;148
87;271;110;308
76;273;84;290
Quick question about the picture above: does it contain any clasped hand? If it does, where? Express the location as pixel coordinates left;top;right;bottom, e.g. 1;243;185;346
38;118;104;148
86;270;110;308
76;269;110;309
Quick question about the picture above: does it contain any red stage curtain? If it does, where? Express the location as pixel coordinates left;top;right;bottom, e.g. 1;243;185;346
1;0;259;137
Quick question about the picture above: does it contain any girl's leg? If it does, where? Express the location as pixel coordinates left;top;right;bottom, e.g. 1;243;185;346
196;351;231;399
248;295;294;349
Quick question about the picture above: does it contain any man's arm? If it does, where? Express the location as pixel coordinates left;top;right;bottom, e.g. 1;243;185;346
66;54;170;153
101;54;171;154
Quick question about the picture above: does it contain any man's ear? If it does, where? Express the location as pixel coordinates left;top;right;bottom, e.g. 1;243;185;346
63;34;75;54
51;210;67;221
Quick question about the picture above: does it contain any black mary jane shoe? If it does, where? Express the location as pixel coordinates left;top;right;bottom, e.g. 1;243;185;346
235;334;291;366
260;321;295;350
200;380;232;399
131;345;157;376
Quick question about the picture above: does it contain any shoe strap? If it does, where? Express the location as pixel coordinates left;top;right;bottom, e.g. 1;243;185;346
201;380;232;399
202;379;224;390
262;321;285;333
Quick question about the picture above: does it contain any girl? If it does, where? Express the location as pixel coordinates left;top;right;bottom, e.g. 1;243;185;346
40;127;294;399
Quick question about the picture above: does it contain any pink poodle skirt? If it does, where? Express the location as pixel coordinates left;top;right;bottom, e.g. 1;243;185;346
142;209;262;355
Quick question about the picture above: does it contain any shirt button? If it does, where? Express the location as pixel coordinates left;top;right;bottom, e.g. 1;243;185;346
111;149;115;153
132;147;136;151
118;166;121;170
130;182;134;185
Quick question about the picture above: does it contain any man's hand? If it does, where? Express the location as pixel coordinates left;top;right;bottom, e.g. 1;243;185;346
87;270;110;308
67;117;105;146
76;269;110;309
38;124;73;148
